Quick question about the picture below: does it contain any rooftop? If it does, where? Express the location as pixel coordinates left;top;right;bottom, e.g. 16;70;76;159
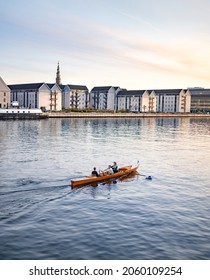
8;83;45;91
91;86;114;91
153;89;184;94
67;84;88;91
117;89;146;96
187;88;210;96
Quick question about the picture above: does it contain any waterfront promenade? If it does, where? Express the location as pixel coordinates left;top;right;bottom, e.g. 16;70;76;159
48;112;210;118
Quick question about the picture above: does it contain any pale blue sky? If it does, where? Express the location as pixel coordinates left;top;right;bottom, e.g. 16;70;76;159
1;0;210;90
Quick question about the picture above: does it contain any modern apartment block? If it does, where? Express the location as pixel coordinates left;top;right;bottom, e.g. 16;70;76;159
117;89;150;112
62;84;89;109
90;86;120;110
187;88;210;112
154;89;191;113
8;83;62;111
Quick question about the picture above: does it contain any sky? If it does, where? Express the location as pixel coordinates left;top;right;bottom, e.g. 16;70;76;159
1;0;210;90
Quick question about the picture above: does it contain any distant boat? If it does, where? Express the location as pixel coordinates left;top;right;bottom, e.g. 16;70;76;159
0;108;48;119
71;164;139;188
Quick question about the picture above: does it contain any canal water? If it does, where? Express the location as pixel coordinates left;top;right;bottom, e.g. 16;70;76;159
0;117;210;259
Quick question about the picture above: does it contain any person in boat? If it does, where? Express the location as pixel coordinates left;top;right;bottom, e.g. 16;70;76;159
91;167;99;177
107;165;114;175
112;162;118;173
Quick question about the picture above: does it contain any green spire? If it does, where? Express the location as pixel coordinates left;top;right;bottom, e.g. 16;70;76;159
56;62;61;85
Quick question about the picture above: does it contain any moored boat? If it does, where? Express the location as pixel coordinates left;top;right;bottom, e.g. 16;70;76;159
0;108;48;119
71;164;139;188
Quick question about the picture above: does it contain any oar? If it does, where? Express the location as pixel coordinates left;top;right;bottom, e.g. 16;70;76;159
137;161;152;180
139;174;152;180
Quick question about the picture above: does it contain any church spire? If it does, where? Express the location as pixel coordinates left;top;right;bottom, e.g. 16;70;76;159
56;62;61;85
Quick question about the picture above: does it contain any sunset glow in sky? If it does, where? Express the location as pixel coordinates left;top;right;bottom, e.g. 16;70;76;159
1;0;210;90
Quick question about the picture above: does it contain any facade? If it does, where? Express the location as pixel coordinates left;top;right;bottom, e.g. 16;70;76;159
9;83;62;111
117;90;150;112
63;84;89;109
187;88;210;112
0;76;10;108
47;83;62;111
148;91;157;112
154;89;191;113
90;86;120;110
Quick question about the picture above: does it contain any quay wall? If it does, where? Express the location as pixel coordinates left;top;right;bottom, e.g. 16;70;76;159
0;113;48;120
48;112;210;118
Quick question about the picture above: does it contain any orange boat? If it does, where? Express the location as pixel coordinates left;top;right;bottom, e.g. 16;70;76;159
71;164;139;188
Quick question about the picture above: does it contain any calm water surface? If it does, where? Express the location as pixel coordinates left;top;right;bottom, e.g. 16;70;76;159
0;117;210;259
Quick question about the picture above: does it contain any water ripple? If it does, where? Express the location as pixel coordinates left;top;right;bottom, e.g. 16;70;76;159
0;118;210;259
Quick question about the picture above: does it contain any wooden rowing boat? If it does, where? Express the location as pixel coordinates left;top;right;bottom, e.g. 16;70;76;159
71;164;139;188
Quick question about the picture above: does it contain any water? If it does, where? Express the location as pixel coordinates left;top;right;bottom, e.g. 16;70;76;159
0;117;210;259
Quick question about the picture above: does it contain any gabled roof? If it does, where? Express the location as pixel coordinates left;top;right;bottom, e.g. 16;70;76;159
46;83;56;89
0;76;10;92
8;83;45;91
67;84;88;91
59;84;65;90
46;83;62;91
91;86;113;92
117;89;146;96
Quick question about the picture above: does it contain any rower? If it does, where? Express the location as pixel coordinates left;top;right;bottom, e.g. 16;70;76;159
112;162;118;173
108;165;114;175
91;167;99;177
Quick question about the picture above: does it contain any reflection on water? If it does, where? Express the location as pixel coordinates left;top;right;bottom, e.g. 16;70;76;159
0;117;210;259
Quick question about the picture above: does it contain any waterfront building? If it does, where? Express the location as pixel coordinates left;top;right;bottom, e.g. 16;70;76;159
9;83;62;111
90;86;120;110
46;83;62;111
0;76;10;108
116;89;150;112
62;84;89;109
148;91;157;112
154;89;191;113
187;88;210;113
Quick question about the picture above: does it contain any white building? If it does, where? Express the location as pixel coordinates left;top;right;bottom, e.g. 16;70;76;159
148;91;157;112
90;86;120;110
117;90;150;112
0;76;10;108
9;83;62;111
62;84;89;109
154;89;191;113
47;83;62;111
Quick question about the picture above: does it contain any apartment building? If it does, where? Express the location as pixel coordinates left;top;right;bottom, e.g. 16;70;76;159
0;76;10;108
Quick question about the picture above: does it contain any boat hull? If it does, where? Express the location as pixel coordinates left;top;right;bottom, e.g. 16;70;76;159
71;165;139;188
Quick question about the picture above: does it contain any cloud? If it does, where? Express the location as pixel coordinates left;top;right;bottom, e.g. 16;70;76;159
1;0;210;88
115;10;167;36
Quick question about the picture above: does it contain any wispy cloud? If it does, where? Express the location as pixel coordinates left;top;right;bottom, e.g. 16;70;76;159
1;0;210;88
115;10;167;36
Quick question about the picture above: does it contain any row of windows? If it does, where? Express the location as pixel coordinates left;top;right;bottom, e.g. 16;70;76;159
4;111;31;113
